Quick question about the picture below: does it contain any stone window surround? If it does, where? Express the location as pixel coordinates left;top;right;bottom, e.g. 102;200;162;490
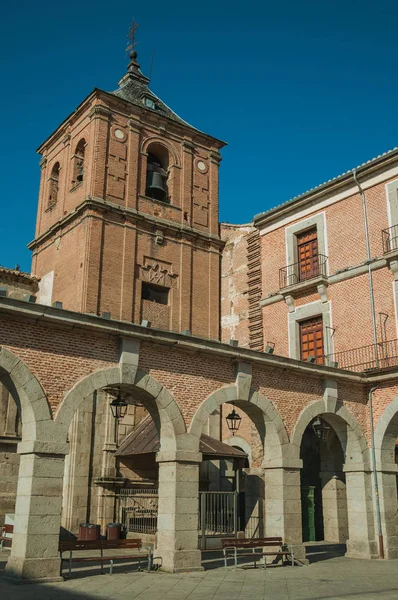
284;211;329;273
288;299;334;361
386;179;398;228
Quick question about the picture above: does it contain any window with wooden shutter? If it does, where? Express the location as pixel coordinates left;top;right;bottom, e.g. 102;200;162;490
296;228;319;282
300;316;324;364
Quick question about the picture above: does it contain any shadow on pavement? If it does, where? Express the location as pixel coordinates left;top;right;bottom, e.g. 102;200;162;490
305;542;347;563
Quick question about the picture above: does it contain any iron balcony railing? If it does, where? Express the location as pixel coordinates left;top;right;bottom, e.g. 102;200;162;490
382;224;398;254
324;338;398;372
279;254;328;289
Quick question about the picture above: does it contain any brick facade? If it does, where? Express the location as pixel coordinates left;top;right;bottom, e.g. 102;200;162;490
0;43;398;579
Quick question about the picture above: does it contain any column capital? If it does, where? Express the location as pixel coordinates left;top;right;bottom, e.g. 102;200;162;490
156;451;202;464
17;440;69;456
262;458;303;470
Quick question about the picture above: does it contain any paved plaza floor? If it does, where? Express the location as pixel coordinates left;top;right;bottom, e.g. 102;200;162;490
0;546;397;600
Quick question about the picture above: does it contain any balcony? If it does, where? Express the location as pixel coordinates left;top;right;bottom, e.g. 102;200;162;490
324;338;398;373
382;224;398;255
279;254;328;292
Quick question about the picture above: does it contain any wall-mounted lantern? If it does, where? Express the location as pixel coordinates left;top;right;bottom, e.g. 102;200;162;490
225;409;242;436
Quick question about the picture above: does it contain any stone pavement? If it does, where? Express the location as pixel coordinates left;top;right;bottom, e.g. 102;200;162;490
1;548;397;600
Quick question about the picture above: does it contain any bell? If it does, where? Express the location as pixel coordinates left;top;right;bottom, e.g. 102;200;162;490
146;171;167;201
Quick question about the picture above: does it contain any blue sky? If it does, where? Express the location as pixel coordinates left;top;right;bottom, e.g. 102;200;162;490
2;0;398;272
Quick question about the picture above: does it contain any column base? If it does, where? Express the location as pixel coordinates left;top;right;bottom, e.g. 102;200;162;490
5;557;63;582
156;549;203;573
291;543;309;565
345;539;379;560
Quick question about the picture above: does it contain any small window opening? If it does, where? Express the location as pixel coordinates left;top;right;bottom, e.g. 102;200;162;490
144;97;156;109
141;282;169;305
146;151;169;203
72;139;86;186
48;162;60;208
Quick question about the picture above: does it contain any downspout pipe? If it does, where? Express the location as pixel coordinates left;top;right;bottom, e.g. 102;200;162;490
369;385;384;558
352;169;379;368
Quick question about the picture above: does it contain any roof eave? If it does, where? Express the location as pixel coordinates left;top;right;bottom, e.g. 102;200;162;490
253;148;398;227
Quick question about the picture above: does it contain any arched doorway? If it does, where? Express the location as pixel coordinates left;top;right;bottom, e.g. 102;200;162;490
292;401;377;560
300;418;348;552
188;385;306;559
374;397;398;558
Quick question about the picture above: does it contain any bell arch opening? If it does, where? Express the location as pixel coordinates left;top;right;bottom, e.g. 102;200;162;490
145;143;169;203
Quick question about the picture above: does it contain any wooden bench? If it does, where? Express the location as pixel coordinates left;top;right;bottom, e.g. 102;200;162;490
59;538;152;577
222;537;295;570
0;524;13;551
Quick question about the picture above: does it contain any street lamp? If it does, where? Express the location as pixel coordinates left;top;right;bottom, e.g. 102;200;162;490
311;417;331;443
225;409;242;436
109;391;128;421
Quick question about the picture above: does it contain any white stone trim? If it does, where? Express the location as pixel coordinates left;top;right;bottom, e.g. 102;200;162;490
259;164;398;235
385;178;398;228
284;211;328;269
288;300;334;361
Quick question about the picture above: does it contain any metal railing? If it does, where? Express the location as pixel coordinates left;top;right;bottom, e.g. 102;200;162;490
117;488;158;535
199;491;238;537
324;338;398;372
279;254;328;289
382;224;398;254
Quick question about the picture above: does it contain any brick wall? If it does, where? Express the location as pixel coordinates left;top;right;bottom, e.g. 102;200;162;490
31;92;223;340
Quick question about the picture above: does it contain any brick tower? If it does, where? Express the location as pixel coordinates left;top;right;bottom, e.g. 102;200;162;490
29;44;226;339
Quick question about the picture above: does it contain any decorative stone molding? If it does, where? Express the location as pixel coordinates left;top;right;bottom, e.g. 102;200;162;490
317;282;328;303
138;259;178;288
234;361;252;401
284;294;295;313
88;106;112;120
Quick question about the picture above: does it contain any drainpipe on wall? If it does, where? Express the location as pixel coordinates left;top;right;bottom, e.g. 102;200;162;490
368;385;384;558
352;169;379;368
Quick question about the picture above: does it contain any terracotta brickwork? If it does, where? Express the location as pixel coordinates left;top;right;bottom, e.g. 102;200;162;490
220;224;254;347
30;72;225;340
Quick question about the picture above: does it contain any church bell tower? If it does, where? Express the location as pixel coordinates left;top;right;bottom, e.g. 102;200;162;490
29;34;226;340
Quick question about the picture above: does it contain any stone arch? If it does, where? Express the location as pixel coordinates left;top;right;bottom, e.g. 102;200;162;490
141;136;181;168
373;397;398;559
54;365;186;452
374;396;398;469
189;385;289;463
222;435;253;465
0;346;53;442
291;399;369;468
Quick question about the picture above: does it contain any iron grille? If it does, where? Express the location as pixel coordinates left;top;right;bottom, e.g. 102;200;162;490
117;488;158;535
382;224;398;254
279;254;328;289
324;339;398;372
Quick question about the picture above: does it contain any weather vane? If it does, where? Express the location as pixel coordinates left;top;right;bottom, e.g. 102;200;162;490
127;19;140;54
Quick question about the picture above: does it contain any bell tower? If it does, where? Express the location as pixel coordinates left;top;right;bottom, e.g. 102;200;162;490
29;35;226;339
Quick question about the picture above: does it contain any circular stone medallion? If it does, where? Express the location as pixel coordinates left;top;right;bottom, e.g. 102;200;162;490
114;129;125;140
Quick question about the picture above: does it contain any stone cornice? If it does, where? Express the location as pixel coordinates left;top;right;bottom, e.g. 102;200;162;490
0;296;376;385
254;151;398;228
28;197;224;250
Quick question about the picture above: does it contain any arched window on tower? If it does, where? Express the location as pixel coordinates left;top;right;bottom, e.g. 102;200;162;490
145;146;169;203
48;162;60;208
72;139;86;186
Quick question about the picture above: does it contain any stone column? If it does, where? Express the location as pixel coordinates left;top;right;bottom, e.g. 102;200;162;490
263;459;306;563
320;472;348;543
377;465;398;559
6;440;68;582
344;465;378;559
96;396;118;532
156;451;202;573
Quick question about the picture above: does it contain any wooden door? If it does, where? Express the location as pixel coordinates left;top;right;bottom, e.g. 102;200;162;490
300;317;324;364
297;228;319;282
